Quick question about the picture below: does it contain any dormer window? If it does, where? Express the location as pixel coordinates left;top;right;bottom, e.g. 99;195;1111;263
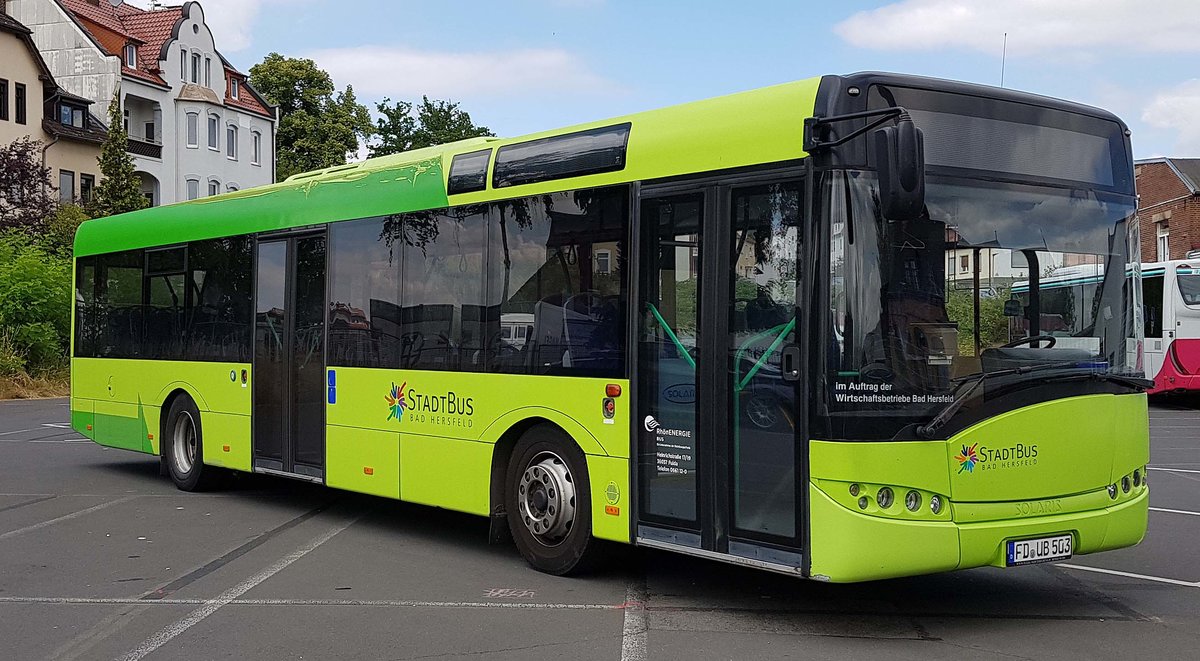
59;104;85;128
124;44;137;68
230;78;240;100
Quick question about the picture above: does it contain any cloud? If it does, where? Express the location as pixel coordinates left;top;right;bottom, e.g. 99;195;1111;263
834;0;1200;56
303;45;619;99
126;0;301;52
1142;80;1200;154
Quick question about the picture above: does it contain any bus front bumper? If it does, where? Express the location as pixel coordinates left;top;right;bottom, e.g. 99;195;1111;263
808;484;1148;582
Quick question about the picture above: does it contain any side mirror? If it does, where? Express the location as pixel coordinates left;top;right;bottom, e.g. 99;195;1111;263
872;113;926;220
1003;298;1022;317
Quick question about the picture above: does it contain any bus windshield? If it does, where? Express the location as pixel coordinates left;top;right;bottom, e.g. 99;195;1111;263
826;172;1141;438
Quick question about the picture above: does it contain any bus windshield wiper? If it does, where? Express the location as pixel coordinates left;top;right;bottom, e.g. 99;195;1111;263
915;361;1079;439
1041;371;1154;390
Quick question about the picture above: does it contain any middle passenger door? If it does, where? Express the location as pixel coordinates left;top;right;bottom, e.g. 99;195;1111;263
636;173;806;569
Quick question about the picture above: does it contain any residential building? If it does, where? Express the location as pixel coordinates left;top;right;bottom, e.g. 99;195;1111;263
1;5;105;204
1135;158;1200;262
8;0;276;206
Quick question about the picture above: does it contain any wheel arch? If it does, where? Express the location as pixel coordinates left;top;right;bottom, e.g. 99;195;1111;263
158;387;201;457
487;416;596;519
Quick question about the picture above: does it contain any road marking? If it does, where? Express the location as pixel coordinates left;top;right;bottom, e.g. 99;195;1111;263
1148;467;1200;474
116;511;365;661
1150;507;1200;517
0;428;34;436
0;595;620;609
621;578;648;661
0;495;56;515
0;496;136;541
1058;563;1199;588
29;438;90;443
41;423;72;429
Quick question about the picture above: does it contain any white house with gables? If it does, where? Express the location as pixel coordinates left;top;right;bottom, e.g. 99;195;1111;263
7;0;276;205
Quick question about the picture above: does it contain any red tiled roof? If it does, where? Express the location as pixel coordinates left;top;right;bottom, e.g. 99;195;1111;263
59;0;181;87
223;70;273;119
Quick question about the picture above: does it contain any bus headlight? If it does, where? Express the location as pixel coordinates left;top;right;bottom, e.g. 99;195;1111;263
1107;484;1118;499
1121;475;1131;494
929;494;943;515
876;487;894;509
905;490;922;512
1133;469;1141;488
858;496;869;510
849;483;860;497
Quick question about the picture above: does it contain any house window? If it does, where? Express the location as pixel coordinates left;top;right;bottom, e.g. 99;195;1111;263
0;79;8;121
15;83;25;125
144;121;155;143
230;78;240;100
208;180;220;196
80;174;95;203
186;178;199;200
595;249;612;274
59;170;75;203
186;112;198;147
960;254;970;273
208;114;219;149
251;131;261;165
180;49;187;81
1158;224;1170;261
123;108;129;133
191;53;200;83
227;184;238;192
124;44;137;68
205;58;212;87
227;124;237;159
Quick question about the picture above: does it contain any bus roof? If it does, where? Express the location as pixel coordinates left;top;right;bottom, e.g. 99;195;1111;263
75;77;823;257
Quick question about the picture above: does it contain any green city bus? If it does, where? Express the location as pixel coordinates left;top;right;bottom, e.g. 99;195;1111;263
70;72;1150;581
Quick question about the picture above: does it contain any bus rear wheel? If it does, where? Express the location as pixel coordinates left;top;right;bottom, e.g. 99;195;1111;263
164;395;219;492
506;425;598;575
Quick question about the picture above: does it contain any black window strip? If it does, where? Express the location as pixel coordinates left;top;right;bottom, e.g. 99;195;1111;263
493;123;631;189
448;148;492;195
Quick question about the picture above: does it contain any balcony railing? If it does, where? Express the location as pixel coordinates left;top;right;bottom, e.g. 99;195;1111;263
127;137;162;159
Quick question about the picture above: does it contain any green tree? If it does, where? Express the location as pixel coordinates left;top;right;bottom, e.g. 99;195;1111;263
369;96;492;158
249;53;374;181
88;90;148;218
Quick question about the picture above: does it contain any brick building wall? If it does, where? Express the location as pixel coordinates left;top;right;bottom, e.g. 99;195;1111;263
1135;160;1200;262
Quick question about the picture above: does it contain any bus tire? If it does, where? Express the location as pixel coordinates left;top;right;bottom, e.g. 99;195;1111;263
164;395;219;492
506;424;599;575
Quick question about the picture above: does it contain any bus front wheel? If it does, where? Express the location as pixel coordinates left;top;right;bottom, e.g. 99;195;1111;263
506;424;599;575
164;395;219;492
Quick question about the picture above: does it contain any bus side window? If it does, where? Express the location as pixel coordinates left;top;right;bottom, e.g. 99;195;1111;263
1143;275;1163;338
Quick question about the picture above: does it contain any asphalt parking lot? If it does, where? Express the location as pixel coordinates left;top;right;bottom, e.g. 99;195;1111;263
1;397;1199;660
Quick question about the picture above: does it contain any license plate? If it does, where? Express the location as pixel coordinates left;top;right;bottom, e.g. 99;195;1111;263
1006;534;1072;566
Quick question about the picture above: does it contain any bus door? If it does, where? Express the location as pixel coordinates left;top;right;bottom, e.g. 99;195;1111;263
253;232;327;482
635;177;805;571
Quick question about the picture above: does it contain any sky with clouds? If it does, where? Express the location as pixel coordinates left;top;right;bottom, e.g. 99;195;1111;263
132;0;1198;159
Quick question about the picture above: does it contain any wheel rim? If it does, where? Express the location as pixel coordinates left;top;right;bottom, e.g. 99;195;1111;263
517;451;576;547
746;396;777;429
172;411;197;475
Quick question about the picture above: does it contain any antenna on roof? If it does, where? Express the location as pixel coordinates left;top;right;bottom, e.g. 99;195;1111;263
1000;32;1007;88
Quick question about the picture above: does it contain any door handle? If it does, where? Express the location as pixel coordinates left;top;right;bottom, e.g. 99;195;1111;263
781;345;801;382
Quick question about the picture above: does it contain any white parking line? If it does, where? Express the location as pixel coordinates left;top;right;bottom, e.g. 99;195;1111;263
0;496;136;541
1148;467;1200;474
116;511;365;661
0;595;619;610
1150;507;1200;517
0;429;33;436
1058;563;1199;588
621;579;648;661
40;423;72;429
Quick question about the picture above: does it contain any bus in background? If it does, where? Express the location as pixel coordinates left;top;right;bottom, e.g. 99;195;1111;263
1141;260;1200;395
71;71;1150;582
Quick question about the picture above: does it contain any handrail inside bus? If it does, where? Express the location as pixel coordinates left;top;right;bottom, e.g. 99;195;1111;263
645;303;696;370
735;317;796;391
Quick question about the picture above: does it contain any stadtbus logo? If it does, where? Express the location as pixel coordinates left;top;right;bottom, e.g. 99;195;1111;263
644;415;660;433
956;441;1039;474
386;382;407;422
956;443;980;474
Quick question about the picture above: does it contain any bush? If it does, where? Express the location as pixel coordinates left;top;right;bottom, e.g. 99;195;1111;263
0;332;23;377
0;233;72;373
